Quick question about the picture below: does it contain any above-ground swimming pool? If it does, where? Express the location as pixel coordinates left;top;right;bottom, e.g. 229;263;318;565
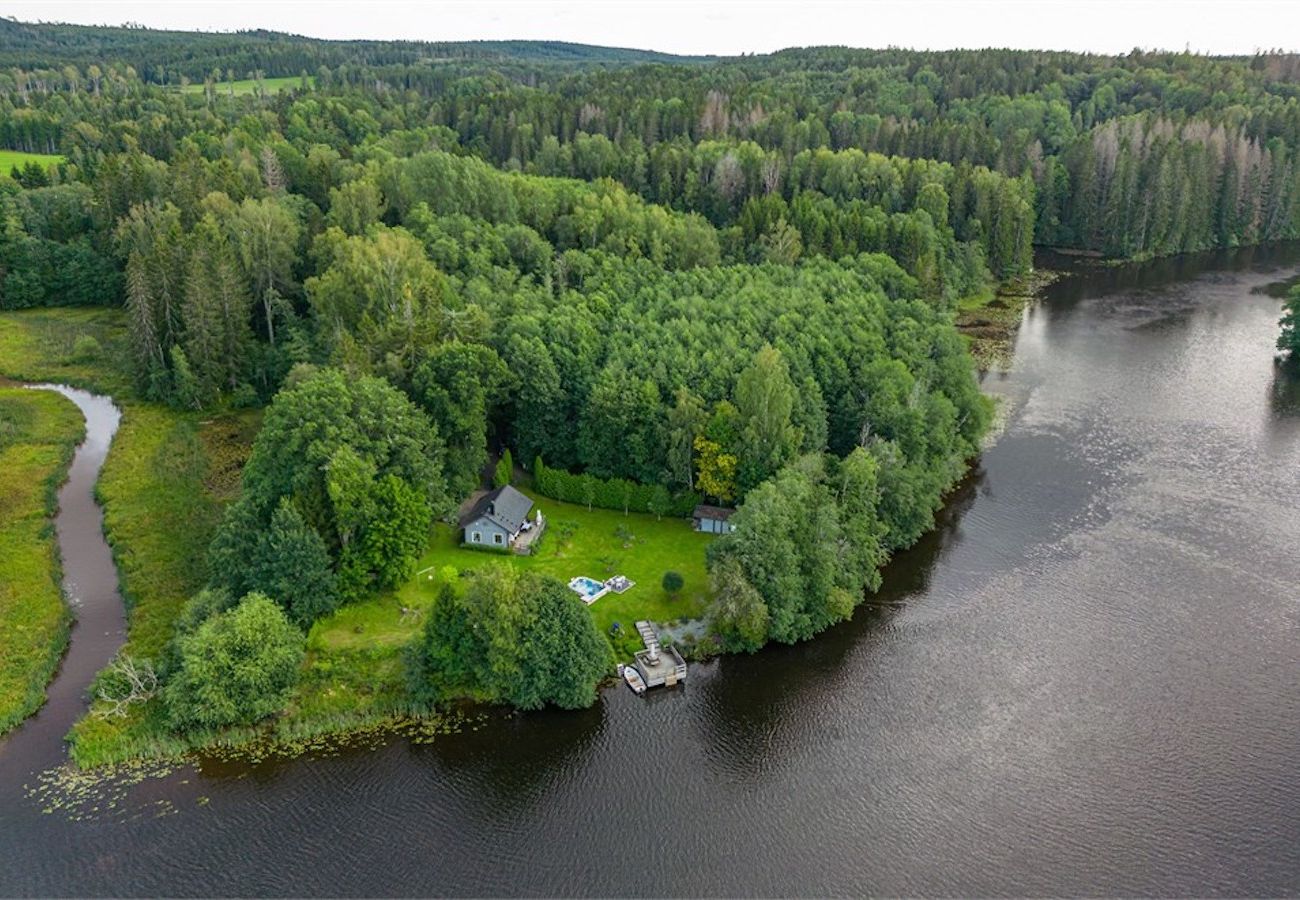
568;576;609;604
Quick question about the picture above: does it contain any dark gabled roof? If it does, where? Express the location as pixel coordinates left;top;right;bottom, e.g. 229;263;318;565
459;485;534;532
692;504;736;521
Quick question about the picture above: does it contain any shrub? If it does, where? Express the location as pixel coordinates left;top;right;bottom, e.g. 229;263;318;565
494;448;513;488
662;570;684;595
69;333;102;362
163;592;305;731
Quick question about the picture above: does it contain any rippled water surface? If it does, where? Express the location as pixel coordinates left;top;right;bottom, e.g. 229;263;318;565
2;248;1298;896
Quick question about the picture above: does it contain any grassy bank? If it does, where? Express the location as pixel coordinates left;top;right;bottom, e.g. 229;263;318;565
65;405;257;767
0;306;133;396
0;308;258;766
0;387;84;734
957;270;1061;371
65;484;717;766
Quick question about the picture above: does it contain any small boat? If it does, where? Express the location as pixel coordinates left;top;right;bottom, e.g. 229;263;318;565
622;665;647;695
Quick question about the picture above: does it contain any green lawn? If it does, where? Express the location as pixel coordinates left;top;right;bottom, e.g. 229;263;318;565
181;75;314;96
0;387;84;735
307;488;716;672
0;150;63;174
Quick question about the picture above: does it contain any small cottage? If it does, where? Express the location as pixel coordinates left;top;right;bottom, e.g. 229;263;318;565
692;504;736;534
460;485;536;549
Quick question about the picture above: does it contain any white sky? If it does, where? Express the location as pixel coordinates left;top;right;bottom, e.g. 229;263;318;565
4;0;1300;57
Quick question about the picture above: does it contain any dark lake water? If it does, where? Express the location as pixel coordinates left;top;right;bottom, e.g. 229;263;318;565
2;247;1299;897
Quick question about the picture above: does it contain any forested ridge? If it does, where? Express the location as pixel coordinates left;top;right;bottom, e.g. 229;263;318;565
3;19;1295;726
8;21;1300;260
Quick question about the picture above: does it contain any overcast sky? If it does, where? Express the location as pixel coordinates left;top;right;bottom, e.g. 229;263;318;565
5;0;1300;57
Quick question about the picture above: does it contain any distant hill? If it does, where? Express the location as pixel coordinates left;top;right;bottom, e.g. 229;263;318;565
0;18;716;82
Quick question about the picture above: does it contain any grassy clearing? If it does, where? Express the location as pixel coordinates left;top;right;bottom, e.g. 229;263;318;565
0;387;84;735
306;488;715;676
180;75;314;95
0;306;133;396
0;149;64;174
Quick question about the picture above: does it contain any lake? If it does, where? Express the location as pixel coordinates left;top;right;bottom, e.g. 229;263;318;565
1;246;1298;896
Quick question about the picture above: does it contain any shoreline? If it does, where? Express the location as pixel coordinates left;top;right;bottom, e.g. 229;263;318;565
957;268;1063;372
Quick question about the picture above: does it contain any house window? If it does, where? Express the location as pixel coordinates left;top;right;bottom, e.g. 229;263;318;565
494;533;503;545
472;531;481;543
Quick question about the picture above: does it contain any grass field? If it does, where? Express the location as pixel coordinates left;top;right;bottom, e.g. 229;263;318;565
181;75;314;95
0;387;84;735
0;150;64;175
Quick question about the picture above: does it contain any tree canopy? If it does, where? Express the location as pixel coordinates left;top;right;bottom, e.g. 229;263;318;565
411;567;611;710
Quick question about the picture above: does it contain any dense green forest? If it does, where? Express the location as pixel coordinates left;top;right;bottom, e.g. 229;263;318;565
5;19;1299;727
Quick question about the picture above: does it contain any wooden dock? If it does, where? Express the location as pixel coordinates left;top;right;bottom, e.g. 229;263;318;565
632;620;687;688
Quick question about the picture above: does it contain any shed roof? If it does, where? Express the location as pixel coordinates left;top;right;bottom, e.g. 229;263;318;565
459;485;534;533
692;504;736;521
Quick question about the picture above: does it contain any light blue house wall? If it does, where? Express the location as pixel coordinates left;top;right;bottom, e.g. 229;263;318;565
465;517;511;547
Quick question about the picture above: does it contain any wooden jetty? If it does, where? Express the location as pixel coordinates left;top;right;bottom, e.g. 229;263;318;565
632;619;687;688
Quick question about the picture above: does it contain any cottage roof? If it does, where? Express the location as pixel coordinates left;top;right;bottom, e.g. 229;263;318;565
692;504;736;521
459;485;534;533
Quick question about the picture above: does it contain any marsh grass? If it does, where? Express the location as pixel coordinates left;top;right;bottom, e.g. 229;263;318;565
0;387;84;734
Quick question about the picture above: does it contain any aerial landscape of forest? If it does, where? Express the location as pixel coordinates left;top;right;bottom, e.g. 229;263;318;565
0;4;1298;896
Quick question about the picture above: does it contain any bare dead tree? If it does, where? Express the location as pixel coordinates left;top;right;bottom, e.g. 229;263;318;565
94;655;159;719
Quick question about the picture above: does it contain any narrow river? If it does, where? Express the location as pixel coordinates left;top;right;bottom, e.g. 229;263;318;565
1;248;1298;896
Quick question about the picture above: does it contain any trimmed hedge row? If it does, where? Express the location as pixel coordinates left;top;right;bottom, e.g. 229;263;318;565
532;457;699;517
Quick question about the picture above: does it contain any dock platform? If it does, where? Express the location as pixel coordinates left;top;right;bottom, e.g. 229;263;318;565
632;619;687;688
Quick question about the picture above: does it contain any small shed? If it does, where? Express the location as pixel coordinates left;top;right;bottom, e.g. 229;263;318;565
460;485;535;549
692;504;736;534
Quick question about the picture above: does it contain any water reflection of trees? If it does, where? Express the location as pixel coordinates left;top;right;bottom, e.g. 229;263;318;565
688;468;983;782
406;700;606;809
1269;361;1300;421
1040;241;1300;310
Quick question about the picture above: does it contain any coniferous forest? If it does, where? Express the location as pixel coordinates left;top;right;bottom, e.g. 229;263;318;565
4;17;1300;735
